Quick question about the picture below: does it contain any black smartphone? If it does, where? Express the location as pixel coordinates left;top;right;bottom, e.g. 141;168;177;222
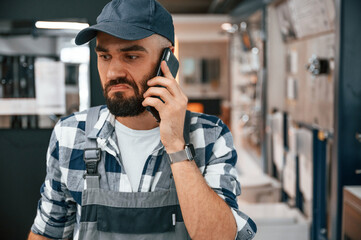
146;48;179;122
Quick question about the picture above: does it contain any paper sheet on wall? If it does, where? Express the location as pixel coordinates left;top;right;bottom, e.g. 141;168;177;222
288;126;297;155
271;112;283;134
299;154;313;201
290;49;298;74
35;59;66;115
271;112;284;173
283;152;296;198
297;128;313;201
297;128;313;160
273;135;284;173
287;77;298;100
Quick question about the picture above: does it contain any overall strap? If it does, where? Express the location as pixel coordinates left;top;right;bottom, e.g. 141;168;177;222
83;106;102;189
183;110;191;144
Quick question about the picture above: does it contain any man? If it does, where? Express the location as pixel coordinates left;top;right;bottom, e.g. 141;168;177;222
28;0;256;239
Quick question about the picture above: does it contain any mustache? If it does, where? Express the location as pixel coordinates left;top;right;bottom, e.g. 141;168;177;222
104;77;139;93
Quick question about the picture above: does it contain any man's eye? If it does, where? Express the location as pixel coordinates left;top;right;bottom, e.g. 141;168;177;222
127;55;138;60
100;54;111;60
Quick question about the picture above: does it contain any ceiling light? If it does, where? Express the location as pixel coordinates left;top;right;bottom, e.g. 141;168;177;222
240;22;247;30
221;23;238;33
221;23;232;31
252;47;259;54
35;21;89;30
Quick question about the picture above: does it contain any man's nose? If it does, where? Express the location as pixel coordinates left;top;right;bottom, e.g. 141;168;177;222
106;58;127;80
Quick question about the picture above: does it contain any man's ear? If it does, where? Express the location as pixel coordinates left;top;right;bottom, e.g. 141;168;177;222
169;46;175;53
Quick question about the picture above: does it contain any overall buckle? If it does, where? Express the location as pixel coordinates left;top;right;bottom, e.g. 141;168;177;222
83;148;101;179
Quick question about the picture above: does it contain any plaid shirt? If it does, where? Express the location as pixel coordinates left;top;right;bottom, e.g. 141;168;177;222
31;106;256;239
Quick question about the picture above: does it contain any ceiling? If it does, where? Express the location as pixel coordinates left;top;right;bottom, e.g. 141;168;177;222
157;0;242;14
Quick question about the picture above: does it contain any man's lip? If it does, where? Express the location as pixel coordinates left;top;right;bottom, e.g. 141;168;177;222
109;84;132;92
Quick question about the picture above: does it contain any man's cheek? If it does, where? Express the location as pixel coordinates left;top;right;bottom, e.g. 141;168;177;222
140;79;150;95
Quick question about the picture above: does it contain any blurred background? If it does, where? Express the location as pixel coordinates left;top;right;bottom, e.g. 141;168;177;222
0;0;360;239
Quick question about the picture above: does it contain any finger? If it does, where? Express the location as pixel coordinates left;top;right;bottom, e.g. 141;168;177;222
142;96;164;110
147;76;170;87
148;79;187;107
143;86;173;103
148;76;182;97
160;60;174;80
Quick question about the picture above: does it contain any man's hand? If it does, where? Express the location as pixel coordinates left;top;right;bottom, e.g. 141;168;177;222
142;60;188;153
28;231;54;240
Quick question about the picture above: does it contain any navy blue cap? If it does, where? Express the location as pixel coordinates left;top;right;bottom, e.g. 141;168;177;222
75;0;174;45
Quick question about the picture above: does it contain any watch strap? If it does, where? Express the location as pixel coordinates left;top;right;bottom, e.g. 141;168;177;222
169;150;189;164
168;144;195;164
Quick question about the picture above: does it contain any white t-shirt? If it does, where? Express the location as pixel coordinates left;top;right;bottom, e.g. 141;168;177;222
114;121;160;192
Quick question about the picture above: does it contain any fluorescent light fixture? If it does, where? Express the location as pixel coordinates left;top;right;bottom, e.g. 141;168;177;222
35;21;89;30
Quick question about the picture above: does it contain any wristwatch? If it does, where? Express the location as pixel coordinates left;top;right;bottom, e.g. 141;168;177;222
168;143;195;164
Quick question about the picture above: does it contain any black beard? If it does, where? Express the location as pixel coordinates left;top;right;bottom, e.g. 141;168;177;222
106;91;146;117
104;73;152;117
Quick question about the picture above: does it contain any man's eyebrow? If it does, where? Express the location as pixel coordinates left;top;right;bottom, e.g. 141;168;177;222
95;45;108;52
119;45;148;53
94;45;148;53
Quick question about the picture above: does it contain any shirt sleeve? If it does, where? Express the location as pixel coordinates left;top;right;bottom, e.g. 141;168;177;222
31;122;77;239
203;119;257;240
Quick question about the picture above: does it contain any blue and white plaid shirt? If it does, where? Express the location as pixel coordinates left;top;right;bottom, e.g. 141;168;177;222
31;106;256;239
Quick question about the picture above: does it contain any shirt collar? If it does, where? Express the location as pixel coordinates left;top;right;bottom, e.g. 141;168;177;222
87;107;115;141
86;107;166;154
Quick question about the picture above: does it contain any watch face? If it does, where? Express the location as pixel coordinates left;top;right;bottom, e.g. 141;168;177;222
186;144;195;160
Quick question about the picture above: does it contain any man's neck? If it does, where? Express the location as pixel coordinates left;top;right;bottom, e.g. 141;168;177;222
115;111;159;130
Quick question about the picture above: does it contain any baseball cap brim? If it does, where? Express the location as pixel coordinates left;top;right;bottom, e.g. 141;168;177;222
75;21;155;45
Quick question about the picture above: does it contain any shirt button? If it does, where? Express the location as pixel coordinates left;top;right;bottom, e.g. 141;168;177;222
247;229;252;235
